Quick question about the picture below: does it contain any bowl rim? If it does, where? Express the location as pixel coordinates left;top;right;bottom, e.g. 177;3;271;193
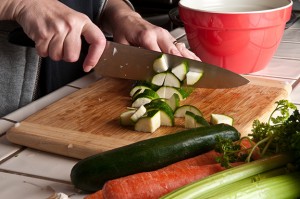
179;0;293;14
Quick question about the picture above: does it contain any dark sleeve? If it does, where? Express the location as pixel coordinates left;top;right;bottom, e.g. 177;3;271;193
59;0;107;21
37;0;107;98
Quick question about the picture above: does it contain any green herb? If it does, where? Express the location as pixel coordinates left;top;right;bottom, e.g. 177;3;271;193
215;100;299;168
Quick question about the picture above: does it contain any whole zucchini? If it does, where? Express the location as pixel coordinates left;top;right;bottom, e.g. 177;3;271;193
70;124;240;192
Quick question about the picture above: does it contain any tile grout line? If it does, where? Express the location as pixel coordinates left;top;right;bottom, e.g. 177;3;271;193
0;118;18;124
0;146;27;164
0;168;72;185
0;147;73;185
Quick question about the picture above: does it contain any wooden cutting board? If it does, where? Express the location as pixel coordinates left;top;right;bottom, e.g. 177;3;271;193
6;76;291;159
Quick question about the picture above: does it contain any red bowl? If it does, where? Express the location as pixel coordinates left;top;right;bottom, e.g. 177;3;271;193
179;0;293;74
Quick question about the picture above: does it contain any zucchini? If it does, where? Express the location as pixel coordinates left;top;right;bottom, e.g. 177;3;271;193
210;113;234;126
151;72;167;86
156;86;185;100
165;93;180;112
70;124;240;192
144;99;175;126
130;105;147;122
153;54;169;73
174;105;202;117
164;72;181;88
185;111;210;128
134;109;161;133
120;110;136;126
186;70;203;85
131;89;159;108
171;61;189;81
129;81;159;97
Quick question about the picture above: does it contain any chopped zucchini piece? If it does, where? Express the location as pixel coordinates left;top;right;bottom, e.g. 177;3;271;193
130;86;152;97
165;93;180;112
134;110;161;133
132;89;159;108
210;113;234;126
185;111;210;128
151;72;167;86
171;61;189;81
132;98;153;108
130;105;147;122
177;86;194;99
186;70;203;85
153;54;168;73
156;86;185;100
164;72;181;88
145;100;175;126
120;110;136;126
174;105;202;118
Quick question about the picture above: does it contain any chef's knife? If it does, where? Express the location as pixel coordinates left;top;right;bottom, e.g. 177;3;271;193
8;28;249;88
95;41;249;88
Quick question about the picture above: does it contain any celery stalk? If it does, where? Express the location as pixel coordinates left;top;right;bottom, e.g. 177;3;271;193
210;172;300;199
161;154;293;199
199;167;288;199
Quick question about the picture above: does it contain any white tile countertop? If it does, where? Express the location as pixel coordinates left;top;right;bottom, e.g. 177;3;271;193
1;18;300;198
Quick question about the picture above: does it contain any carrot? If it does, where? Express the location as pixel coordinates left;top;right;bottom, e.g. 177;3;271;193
85;150;242;199
239;138;261;160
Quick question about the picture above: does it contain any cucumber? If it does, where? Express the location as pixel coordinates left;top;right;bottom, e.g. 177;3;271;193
164;72;181;88
185;111;210;128
70;124;240;192
153;54;168;73
171;61;189;81
134;110;161;133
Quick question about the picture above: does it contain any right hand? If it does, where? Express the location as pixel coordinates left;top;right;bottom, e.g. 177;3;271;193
14;0;106;72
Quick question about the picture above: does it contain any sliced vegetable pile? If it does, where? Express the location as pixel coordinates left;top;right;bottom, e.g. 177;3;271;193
71;54;239;194
162;100;300;199
120;54;232;133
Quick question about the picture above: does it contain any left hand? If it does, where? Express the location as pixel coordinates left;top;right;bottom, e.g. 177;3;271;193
100;2;200;61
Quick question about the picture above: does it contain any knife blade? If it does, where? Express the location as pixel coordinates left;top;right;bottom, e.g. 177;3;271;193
8;28;249;88
94;41;249;89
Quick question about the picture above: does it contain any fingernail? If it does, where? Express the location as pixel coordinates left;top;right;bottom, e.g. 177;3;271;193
84;66;92;72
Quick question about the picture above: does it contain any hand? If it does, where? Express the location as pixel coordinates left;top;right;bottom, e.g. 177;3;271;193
14;0;106;72
109;12;200;61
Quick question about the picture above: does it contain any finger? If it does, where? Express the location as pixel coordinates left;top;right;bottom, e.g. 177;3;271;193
161;39;182;57
63;30;82;62
139;35;161;52
35;37;52;57
175;42;201;61
82;23;106;72
113;36;130;45
48;32;67;61
34;35;52;57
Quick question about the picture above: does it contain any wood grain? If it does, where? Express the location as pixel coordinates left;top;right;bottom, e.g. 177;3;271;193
6;76;291;159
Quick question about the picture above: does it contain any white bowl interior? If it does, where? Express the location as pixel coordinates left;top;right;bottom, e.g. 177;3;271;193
179;0;292;13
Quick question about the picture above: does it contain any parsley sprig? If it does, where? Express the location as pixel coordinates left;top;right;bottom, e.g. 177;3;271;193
215;100;299;168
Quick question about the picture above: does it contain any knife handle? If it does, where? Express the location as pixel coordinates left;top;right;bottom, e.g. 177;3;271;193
8;27;35;48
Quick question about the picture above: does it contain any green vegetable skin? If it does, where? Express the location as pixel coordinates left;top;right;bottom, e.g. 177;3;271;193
162;100;300;199
70;124;240;192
